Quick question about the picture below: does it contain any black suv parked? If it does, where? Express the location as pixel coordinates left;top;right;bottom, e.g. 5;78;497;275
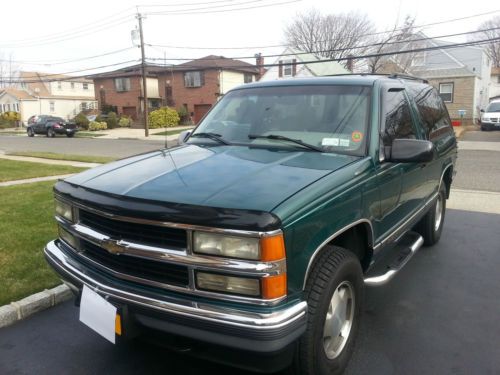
27;115;77;138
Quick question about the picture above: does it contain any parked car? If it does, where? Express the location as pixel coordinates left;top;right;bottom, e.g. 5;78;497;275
45;75;457;374
26;115;77;137
480;99;500;131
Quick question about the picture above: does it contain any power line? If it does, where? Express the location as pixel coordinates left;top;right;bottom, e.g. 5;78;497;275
0;8;135;47
147;9;500;50
145;25;500;63
144;0;301;16
144;36;500;70
0;47;136;66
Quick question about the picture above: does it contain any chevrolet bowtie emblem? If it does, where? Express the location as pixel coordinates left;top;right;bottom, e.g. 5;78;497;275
101;238;127;255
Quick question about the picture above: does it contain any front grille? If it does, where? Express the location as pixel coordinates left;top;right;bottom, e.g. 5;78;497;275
80;240;189;287
491;118;499;123
79;209;187;250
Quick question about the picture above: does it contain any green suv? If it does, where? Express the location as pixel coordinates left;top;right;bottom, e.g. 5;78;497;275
45;75;457;374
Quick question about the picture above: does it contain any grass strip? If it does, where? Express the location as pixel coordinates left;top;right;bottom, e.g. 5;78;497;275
0;159;86;182
0;181;61;305
7;152;116;164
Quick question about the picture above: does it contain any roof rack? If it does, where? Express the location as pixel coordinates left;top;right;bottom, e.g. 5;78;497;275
324;73;428;83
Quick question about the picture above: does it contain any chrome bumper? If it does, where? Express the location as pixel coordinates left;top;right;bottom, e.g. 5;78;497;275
44;240;307;351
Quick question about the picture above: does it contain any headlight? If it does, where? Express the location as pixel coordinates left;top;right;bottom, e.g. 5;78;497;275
55;200;73;222
482;117;490;122
196;272;260;297
193;232;260;260
193;232;286;261
59;226;77;248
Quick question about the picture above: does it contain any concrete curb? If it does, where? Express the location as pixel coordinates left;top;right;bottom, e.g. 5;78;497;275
0;284;73;329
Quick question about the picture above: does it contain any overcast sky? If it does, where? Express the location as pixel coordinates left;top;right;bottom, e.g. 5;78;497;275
0;0;498;77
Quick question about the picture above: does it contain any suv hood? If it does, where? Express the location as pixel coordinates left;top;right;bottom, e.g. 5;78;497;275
65;145;357;212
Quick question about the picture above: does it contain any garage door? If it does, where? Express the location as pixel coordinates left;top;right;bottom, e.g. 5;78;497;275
194;104;212;124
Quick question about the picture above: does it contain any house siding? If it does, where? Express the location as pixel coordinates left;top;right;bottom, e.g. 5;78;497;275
428;76;476;123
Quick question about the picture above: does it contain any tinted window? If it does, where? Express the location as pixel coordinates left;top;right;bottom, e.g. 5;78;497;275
382;89;415;147
408;84;452;140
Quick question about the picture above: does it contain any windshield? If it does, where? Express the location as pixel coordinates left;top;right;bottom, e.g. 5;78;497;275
485;102;500;112
189;85;371;155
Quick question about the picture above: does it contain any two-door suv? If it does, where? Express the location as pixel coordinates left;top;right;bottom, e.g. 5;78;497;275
45;75;457;374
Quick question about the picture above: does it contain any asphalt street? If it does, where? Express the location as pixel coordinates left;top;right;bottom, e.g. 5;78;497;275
1;130;500;375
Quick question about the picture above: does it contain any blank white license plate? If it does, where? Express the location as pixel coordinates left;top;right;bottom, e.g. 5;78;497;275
79;285;117;344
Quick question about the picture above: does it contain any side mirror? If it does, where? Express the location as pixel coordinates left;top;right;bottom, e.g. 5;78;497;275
389;139;435;163
480;109;485;113
177;130;192;145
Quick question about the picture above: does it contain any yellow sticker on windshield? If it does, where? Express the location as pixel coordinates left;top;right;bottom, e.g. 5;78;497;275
351;131;363;143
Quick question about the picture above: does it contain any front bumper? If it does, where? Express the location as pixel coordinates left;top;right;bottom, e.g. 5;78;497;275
54;128;76;135
44;240;307;353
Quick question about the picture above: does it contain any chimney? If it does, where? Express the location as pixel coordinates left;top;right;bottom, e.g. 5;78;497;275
255;53;265;81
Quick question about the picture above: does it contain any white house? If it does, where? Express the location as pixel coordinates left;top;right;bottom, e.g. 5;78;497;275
259;47;349;81
490;67;500;101
0;71;97;124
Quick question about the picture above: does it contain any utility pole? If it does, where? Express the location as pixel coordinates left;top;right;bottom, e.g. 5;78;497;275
137;12;149;137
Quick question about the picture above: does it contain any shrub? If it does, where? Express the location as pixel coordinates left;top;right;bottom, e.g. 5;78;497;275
118;116;131;127
74;112;89;129
0;112;21;128
105;111;118;129
177;106;192;125
88;121;107;131
101;104;117;114
149;107;180;129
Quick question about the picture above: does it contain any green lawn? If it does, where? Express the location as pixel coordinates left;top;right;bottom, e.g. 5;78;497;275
152;128;193;136
0;159;87;182
8;151;116;164
0;181;61;305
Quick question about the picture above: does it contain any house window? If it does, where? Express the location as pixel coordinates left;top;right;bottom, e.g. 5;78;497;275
283;59;293;77
439;83;454;103
244;73;253;83
184;71;204;88
115;78;131;92
411;51;426;67
83;83;89;90
6;104;11;111
50;102;55;112
57;82;62;90
71;82;75;89
81;102;88;111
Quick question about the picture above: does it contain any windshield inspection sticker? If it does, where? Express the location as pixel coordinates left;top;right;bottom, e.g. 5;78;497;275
322;138;340;146
351;131;363;143
339;139;350;147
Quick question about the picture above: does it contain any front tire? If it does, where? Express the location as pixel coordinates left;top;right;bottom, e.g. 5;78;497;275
66;133;74;138
47;128;55;138
292;246;363;375
27;128;34;137
415;182;446;246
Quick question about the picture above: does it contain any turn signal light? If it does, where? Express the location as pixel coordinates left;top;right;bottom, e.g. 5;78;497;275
262;274;287;299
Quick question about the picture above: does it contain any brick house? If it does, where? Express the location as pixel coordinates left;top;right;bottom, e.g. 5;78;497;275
87;64;162;124
88;56;258;126
158;55;258;123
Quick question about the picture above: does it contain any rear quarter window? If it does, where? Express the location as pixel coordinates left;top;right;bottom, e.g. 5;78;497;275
408;85;453;141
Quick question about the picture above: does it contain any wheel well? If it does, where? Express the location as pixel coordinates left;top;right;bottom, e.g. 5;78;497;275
329;224;372;272
443;166;453;199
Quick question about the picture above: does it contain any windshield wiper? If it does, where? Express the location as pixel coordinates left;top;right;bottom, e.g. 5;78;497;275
248;134;323;152
189;132;231;145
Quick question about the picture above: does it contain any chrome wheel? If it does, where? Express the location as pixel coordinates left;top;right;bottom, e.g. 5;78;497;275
434;194;443;232
323;281;355;360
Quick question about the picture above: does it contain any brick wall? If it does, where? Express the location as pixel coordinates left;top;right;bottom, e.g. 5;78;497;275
93;76;143;120
158;69;220;123
427;76;476;123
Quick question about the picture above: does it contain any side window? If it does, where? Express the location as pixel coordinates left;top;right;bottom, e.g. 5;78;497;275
409;85;452;140
382;89;416;147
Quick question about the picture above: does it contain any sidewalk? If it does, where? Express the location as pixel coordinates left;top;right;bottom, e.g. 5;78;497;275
80;125;193;141
0;152;101;168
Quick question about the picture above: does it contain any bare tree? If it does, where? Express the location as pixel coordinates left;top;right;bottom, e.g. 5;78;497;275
367;15;418;74
469;16;500;67
0;53;19;89
283;9;375;69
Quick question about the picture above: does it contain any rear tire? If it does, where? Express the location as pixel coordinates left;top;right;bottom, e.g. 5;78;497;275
47;128;55;138
415;182;446;246
66;133;74;138
27;128;34;137
291;246;363;375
